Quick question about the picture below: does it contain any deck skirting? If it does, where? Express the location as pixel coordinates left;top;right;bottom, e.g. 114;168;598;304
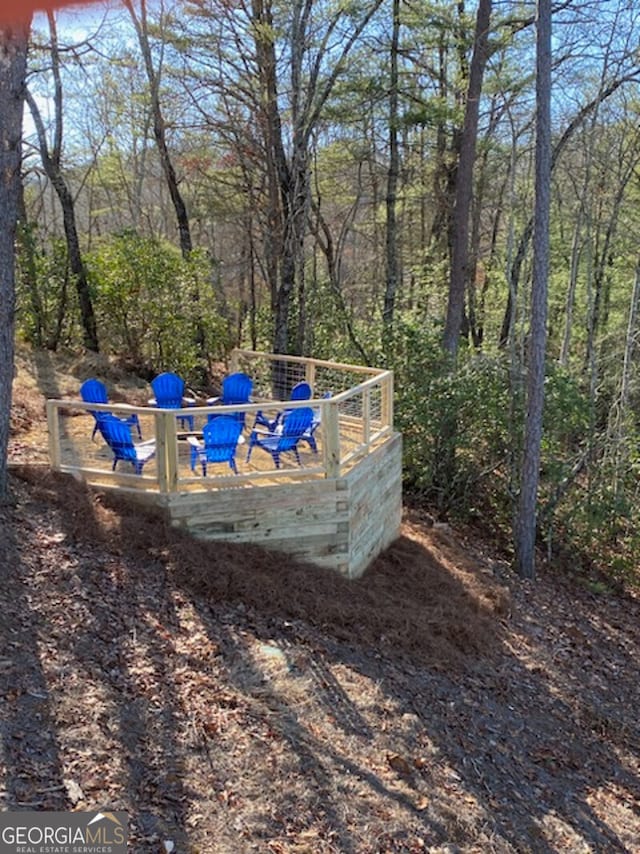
166;432;402;578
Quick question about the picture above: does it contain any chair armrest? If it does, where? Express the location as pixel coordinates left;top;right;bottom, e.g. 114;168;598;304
137;439;156;448
134;443;156;463
186;436;201;448
250;427;279;438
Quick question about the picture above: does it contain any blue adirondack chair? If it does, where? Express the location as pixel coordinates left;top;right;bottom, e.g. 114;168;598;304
188;415;243;476
246;407;314;469
253;380;312;431
80;378;142;441
207;371;253;428
150;372;195;430
97;414;156;475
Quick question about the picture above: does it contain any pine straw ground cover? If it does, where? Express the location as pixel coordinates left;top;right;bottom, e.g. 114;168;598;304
2;347;640;853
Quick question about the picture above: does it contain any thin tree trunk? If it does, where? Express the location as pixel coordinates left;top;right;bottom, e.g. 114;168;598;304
442;0;492;356
514;0;551;580
124;0;192;257
382;0;400;349
310;201;370;364
26;89;99;352
255;0;383;357
124;0;209;356
252;0;288;339
0;18;30;498
619;261;640;418
558;218;583;367
25;12;98;352
589;159;636;365
429;32;451;254
607;258;640;496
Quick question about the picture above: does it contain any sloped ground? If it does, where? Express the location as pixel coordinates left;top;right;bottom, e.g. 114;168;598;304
2;346;640;853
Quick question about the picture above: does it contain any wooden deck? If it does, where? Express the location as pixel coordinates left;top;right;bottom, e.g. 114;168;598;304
46;351;402;577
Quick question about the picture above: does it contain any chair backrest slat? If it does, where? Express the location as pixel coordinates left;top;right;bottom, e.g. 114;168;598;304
80;378;108;406
97;414;136;463
278;407;313;451
202;416;243;464
289;382;312;402
221;372;253;405
151;372;186;408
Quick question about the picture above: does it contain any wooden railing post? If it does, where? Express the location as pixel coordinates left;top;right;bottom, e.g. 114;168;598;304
47;400;61;471
362;387;371;447
154;409;171;492
381;372;394;428
306;361;316;389
323;400;340;478
165;413;179;492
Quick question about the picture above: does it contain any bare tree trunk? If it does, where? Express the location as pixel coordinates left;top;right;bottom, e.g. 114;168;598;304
442;0;492;356
291;148;310;356
514;0;552;580
124;0;209;358
558;217;583;367
124;0;193;258
309;201;371;364
618;261;640;413
254;0;383;358
587;159;636;369
26;12;98;352
428;33;452;256
252;0;288;344
0;18;30;498
607;258;640;496
468;87;514;350
382;0;400;350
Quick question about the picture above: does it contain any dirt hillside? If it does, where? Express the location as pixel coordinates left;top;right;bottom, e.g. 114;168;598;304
2;345;640;853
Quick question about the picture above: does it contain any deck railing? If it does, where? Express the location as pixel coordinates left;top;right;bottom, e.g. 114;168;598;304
46;351;394;493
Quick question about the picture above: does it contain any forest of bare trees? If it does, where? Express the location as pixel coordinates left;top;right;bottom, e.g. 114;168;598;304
5;0;640;579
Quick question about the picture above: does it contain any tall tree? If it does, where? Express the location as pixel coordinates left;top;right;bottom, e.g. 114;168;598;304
442;0;492;356
514;0;551;579
382;0;401;349
248;0;384;355
26;11;98;351
0;17;30;498
123;0;193;258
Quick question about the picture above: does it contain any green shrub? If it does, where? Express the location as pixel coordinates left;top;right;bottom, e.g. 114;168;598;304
388;318;513;515
87;232;230;381
16;235;82;350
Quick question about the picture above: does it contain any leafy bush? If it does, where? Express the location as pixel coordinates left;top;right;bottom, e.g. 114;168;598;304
15;234;82;350
548;422;640;581
87;232;230;381
389;318;598;551
389;318;514;515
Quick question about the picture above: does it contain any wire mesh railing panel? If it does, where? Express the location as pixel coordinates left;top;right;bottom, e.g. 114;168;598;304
313;365;361;398
231;350;385;404
368;384;384;427
233;352;308;401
